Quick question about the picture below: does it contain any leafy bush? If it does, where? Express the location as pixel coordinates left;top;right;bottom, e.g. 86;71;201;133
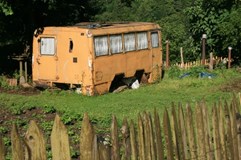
165;66;183;79
0;76;9;88
43;105;56;114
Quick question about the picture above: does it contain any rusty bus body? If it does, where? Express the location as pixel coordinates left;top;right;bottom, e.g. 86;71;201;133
32;22;162;95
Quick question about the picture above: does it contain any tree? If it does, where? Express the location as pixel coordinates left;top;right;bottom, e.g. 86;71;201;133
0;0;92;74
185;0;241;64
0;1;13;16
217;7;241;64
91;0;133;21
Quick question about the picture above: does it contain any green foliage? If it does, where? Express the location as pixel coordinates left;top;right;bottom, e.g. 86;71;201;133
185;0;241;65
0;76;9;88
43;105;56;114
3;137;11;146
165;66;183;79
0;126;8;134
0;1;13;15
11;107;24;115
40;121;53;135
61;111;83;125
1;0;240;74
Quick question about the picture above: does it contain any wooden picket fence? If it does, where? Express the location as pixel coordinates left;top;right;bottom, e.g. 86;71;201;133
0;94;241;160
173;57;229;70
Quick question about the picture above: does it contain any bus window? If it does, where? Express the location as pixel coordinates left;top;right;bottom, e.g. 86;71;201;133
137;32;148;50
94;36;108;56
124;33;135;52
151;32;159;48
110;34;122;54
40;37;55;55
69;38;73;52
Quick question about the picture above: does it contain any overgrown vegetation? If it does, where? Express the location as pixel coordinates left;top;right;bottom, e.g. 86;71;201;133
0;68;241;159
0;68;240;124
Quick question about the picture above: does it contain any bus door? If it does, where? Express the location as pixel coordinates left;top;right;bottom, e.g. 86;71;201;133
36;37;58;80
150;31;161;80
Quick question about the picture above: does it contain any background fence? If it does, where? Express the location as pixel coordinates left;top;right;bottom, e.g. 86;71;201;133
172;56;230;70
0;94;241;160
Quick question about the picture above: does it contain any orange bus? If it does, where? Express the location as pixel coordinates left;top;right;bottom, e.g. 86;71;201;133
32;22;162;95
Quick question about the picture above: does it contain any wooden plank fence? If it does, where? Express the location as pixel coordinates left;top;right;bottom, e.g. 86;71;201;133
0;95;241;160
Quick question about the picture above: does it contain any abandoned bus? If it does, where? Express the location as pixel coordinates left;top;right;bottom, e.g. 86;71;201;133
32;22;162;95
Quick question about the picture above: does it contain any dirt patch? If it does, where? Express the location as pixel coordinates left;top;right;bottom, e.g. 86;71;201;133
0;106;81;159
0;86;41;96
220;78;241;92
0;106;56;136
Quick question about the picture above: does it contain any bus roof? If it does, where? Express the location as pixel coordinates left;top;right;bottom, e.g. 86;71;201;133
35;22;160;36
74;22;160;29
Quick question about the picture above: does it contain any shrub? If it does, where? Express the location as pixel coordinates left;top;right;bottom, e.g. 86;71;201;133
166;66;182;79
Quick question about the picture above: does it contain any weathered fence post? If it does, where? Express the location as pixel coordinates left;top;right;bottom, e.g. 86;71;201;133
218;102;228;159
137;114;145;160
0;135;4;160
121;118;131;160
180;47;184;68
209;52;213;70
143;112;152;160
201;101;213;160
111;115;120;160
171;105;181;160
147;113;156;160
201;34;207;65
178;104;188;159
129;120;137;160
195;103;207;160
239;93;241;109
51;114;71;160
230;102;239;160
186;104;198;159
163;109;174;160
11;124;24;160
80;113;96;160
228;47;232;69
25;120;47;160
212;105;222;160
224;101;234;159
166;40;170;69
154;109;164;160
98;138;111;160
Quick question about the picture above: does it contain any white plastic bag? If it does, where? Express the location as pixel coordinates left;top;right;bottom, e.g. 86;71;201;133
131;80;140;89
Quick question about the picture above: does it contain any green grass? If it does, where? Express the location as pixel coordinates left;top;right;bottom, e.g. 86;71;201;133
0;68;240;126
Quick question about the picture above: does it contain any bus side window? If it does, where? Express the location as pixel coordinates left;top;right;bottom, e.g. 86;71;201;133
137;32;148;50
151;32;159;48
124;33;135;52
69;38;73;53
110;34;123;54
94;36;109;57
40;37;55;55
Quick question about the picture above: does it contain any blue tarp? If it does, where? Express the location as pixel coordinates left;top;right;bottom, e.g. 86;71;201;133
179;72;216;79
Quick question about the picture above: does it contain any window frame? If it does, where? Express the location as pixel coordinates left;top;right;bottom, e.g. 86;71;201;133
124;32;136;53
110;34;123;54
151;31;159;48
93;30;157;58
39;37;56;56
136;32;148;50
94;35;109;57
